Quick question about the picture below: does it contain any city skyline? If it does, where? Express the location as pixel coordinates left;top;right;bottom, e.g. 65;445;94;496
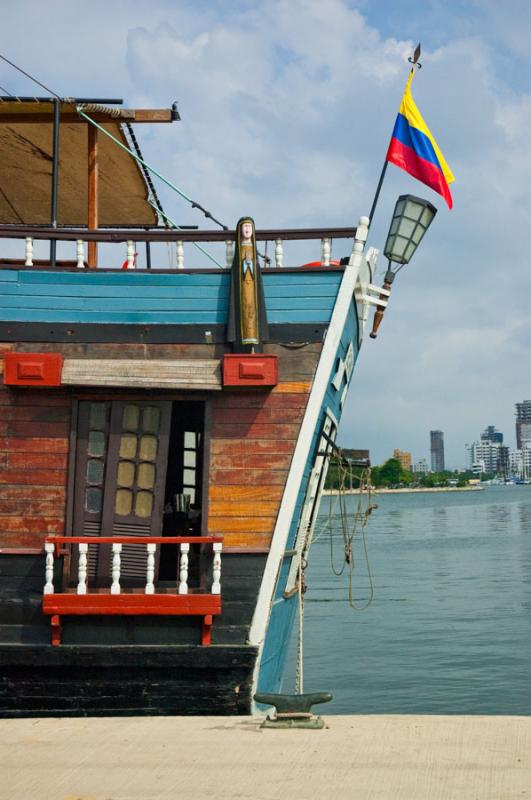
1;2;529;467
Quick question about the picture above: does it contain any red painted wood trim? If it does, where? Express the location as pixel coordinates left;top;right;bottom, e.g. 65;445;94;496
45;535;223;546
222;354;278;387
3;353;63;386
0;548;43;555
42;593;222;616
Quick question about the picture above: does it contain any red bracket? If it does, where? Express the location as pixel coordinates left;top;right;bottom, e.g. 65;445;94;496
222;354;278;388
3;352;63;387
50;614;62;646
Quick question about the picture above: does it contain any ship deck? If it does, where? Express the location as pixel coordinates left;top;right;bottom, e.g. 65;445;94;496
2;714;529;799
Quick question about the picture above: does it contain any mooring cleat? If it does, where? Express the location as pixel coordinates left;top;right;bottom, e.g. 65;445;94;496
254;691;332;729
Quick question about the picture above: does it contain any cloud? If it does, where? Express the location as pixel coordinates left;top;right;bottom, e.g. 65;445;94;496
1;0;529;465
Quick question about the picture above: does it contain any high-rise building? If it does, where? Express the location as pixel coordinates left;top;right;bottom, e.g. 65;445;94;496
481;425;503;444
430;430;445;472
412;458;430;475
466;434;509;478
393;448;412;471
516;400;531;449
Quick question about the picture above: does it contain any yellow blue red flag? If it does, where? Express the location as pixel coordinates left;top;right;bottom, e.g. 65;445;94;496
386;70;454;209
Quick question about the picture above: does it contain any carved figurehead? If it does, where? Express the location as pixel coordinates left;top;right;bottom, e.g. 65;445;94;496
227;216;269;353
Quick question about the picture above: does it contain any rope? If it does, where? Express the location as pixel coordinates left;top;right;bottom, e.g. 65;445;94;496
148;201;223;268
323;457;377;610
77;107;228;231
0;51;60;99
294;551;306;694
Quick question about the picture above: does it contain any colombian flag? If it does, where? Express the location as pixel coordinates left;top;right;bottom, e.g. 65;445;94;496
386;70;454;209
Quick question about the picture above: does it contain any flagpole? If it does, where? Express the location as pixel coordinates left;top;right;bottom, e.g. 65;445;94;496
367;44;421;228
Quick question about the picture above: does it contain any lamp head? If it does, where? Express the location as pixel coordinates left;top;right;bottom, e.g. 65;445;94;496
384;194;437;267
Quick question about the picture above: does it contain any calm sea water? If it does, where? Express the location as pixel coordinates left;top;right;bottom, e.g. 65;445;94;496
285;485;531;714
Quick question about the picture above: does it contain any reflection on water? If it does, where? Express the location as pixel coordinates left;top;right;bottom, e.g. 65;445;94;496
285;485;531;714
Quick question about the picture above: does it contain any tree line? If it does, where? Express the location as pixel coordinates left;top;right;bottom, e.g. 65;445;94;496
325;455;493;490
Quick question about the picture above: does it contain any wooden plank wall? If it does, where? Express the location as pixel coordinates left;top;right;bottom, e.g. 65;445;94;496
0;339;322;554
207;342;322;552
0;344;70;549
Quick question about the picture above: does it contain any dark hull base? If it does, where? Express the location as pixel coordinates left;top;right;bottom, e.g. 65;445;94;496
0;643;257;718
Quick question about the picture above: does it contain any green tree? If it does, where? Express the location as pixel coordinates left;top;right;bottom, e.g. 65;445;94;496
379;458;402;486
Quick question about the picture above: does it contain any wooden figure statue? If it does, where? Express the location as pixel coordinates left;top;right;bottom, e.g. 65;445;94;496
227;217;269;352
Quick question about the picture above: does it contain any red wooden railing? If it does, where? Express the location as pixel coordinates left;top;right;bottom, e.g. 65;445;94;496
42;535;223;646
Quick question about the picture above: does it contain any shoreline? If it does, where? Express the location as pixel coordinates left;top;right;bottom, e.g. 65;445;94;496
323;485;485;495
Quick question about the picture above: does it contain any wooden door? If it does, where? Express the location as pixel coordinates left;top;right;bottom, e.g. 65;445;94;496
72;399;172;585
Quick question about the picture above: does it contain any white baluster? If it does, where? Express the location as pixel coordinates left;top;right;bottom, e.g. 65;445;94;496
321;237;331;267
179;543;190;595
145;543;156;595
76;239;85;269
126;240;135;270
111;543;122;595
25;237;33;267
275;239;284;268
225;240;234;269
77;543;88;595
212;543;222;595
44;542;55;594
176;240;184;270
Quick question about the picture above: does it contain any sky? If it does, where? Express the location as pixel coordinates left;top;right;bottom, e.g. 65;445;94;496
1;0;530;468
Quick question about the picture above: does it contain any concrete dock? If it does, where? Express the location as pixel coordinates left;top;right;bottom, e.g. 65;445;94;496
2;715;530;799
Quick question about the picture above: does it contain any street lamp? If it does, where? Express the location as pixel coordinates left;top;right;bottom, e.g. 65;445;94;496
370;194;437;339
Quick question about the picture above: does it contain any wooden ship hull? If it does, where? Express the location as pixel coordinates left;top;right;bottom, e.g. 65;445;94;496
0;97;379;716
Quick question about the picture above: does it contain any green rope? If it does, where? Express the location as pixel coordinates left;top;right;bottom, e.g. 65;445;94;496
148;201;223;268
77;107;224;269
77;107;195;203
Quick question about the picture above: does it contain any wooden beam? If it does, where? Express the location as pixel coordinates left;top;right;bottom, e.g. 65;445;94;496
61;358;222;389
0;109;175;124
87;126;98;268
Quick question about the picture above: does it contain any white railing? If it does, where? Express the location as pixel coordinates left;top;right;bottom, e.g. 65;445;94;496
43;536;222;597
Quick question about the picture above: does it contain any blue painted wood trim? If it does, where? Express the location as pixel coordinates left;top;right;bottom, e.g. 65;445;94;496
257;295;360;694
0;269;342;326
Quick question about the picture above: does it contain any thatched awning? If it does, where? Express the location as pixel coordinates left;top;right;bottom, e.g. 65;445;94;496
0;101;160;226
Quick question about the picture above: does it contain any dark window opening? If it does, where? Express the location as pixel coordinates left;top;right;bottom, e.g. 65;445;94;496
159;401;205;581
70;397;206;588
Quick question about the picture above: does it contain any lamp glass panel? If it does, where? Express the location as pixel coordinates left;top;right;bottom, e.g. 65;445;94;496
391;237;408;258
412;225;426;245
397;218;416;238
421;207;434;227
394;199;405;218
388;218;400;235
403;199;424;221
404;242;417;262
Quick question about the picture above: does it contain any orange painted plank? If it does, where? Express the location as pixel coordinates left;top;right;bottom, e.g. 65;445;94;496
213;407;304;425
0;469;67;486
271;381;311;394
0;499;64;516
211;422;301;440
0;486;66;502
210;452;293;470
222;532;272;549
0;392;71;407
7;452;68;470
209;468;288;485
0;516;64;533
0;437;69;453
210;439;295;456
7;421;69;438
208;499;280;517
0;531;46;548
3;407;70;422
214;393;308;410
209;485;284;502
207;516;275;534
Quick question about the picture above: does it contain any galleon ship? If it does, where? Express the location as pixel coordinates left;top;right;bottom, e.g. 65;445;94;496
0;94;383;716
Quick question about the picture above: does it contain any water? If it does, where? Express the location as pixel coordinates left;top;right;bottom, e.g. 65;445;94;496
285;485;531;714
